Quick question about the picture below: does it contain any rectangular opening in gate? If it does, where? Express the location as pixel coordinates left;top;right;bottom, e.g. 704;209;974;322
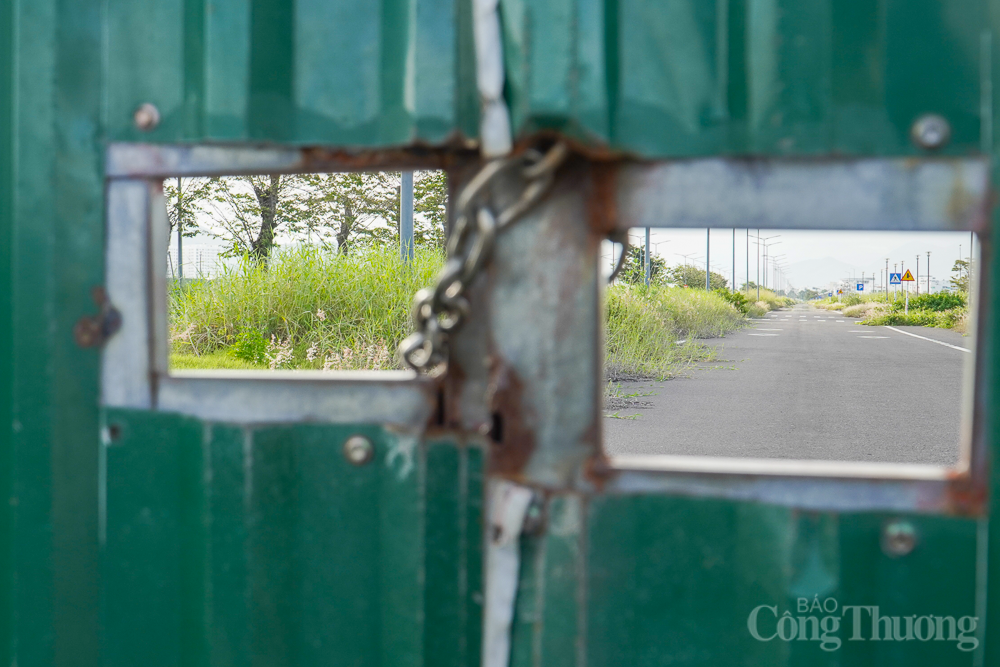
162;171;446;372
603;228;979;467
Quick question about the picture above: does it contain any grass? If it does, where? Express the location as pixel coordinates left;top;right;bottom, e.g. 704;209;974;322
606;284;745;379
170;246;442;370
169;247;753;377
814;292;968;333
170;351;266;370
740;288;794;316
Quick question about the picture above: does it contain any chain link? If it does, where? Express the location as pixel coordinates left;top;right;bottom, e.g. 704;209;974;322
399;142;570;374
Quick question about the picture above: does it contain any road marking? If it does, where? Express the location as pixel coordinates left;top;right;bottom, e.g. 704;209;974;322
858;335;889;339
836;320;844;322
748;333;779;336
884;326;971;353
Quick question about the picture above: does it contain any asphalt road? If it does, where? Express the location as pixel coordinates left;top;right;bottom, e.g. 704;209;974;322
603;304;970;464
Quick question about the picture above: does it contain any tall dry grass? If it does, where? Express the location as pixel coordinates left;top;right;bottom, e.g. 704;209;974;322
170;247;751;373
170;246;442;369
606;284;746;378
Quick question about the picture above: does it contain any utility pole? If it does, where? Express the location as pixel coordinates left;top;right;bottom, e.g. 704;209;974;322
885;258;889;299
926;251;931;294
400;171;414;263
732;228;736;292
176;176;184;286
915;255;920;295
705;229;711;290
756;229;760;300
746;229;749;294
645;227;651;286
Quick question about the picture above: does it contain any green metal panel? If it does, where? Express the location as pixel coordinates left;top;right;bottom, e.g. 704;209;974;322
1;0;105;665
584;496;979;666
3;1;1000;665
0;0;12;663
102;409;484;667
501;0;988;157
509;495;582;667
104;0;480;146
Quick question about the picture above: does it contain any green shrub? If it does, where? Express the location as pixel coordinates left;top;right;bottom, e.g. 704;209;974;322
841;294;863;306
908;292;966;312
863;306;966;329
864;311;939;327
714;288;751;314
231;329;269;364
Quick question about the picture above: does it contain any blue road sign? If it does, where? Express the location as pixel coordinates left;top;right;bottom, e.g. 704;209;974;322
828;292;833;297
889;272;902;284
857;283;864;291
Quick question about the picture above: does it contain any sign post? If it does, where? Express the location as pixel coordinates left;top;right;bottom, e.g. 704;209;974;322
901;269;915;314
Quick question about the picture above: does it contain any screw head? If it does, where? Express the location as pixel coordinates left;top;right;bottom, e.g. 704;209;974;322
343;435;374;466
133;103;161;132
881;519;917;558
910;114;951;150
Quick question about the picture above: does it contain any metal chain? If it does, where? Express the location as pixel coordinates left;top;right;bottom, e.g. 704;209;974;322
399;142;570;375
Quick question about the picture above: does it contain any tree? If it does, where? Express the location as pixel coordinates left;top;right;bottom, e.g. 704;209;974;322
192;169;450;262
667;264;728;290
163;177;213;244
297;172;399;254
800;288;820;300
199;174;314;263
413;170;448;248
617;245;667;285
950;259;970;292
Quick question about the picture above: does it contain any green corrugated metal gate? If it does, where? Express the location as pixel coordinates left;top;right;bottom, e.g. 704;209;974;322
2;1;999;665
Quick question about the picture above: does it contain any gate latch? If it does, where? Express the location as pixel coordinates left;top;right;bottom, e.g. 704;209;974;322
74;286;122;348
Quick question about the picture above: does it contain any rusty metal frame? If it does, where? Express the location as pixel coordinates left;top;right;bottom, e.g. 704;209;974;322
102;143;991;516
586;155;991;517
101;143;465;428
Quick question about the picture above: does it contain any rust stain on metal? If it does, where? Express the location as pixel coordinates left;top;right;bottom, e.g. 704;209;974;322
970;186;997;235
73;286;122;348
941;472;988;516
440;356;467;429
585;162;620;235
583;451;614;491
299;144;477;173
485;356;536;476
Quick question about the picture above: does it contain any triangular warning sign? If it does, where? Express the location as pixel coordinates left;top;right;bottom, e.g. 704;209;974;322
901;269;915;281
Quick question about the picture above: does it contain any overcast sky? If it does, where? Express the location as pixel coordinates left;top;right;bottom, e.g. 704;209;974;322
607;229;978;291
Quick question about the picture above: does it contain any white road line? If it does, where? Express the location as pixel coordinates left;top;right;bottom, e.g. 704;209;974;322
836;320;844;322
884;326;971;353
